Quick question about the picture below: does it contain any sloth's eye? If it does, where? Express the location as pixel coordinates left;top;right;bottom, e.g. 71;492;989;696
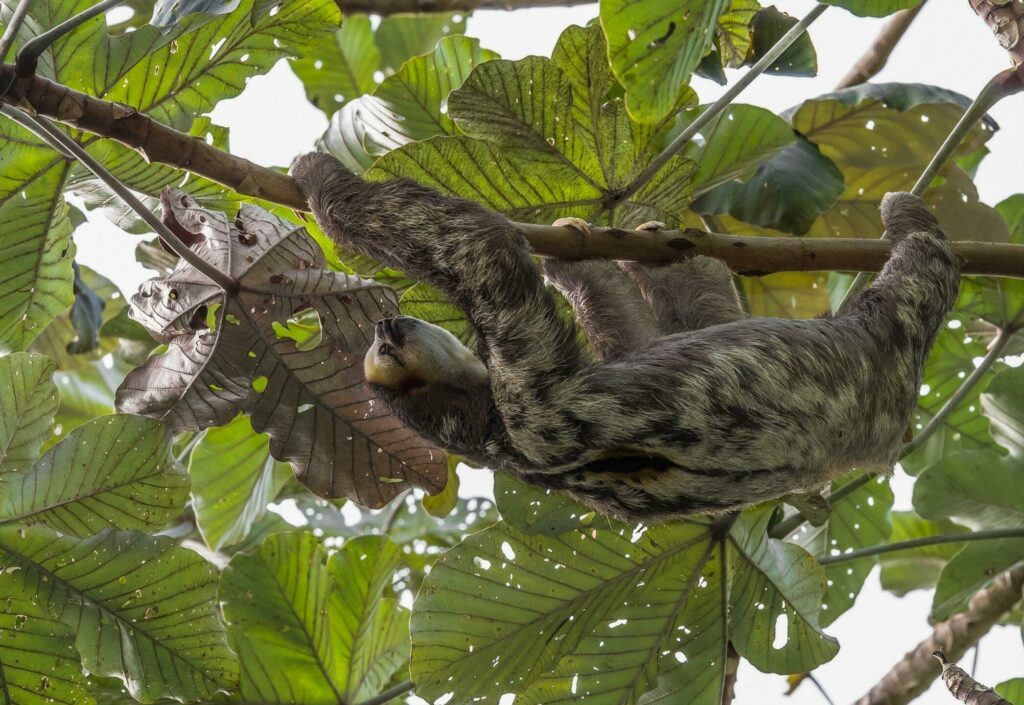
379;343;394;357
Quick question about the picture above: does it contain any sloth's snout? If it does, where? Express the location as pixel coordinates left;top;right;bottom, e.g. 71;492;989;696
375;316;406;346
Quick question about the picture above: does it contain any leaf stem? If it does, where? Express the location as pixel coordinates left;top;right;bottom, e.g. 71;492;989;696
902;326;1012;457
2;106;236;291
353;681;414;705
835;66;1024;308
606;3;828;209
817;527;1024;566
15;0;126;76
0;0;32;63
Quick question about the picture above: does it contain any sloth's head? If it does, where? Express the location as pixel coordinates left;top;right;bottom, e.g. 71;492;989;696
365;316;493;455
365;316;488;393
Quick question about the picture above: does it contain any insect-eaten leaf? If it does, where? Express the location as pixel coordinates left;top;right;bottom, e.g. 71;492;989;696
114;190;447;508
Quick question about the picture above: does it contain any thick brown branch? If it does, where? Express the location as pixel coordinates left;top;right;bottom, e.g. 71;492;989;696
854;566;1024;705
969;0;1024;66
835;3;926;89
336;0;592;12
932;651;1011;705
3;63;1024;278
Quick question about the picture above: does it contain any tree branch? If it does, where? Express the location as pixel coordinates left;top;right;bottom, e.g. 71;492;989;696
336;0;593;12
969;0;1024;66
854;566;1024;705
0;0;32;63
933;651;1012;705
835;3;926;89
4;63;1024;277
817;527;1024;566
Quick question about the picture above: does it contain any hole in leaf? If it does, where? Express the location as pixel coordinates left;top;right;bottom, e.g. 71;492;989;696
272;307;323;351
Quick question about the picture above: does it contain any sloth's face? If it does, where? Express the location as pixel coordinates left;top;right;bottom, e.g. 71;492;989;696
364;316;488;393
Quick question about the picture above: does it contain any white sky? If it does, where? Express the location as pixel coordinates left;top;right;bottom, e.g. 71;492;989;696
74;1;1024;703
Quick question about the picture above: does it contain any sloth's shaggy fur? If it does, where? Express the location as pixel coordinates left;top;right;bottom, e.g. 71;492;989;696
291;152;960;522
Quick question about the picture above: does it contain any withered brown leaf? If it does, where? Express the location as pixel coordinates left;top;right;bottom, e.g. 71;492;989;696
115;189;447;507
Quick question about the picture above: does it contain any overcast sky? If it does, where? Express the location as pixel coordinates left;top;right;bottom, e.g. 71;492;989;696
73;2;1024;703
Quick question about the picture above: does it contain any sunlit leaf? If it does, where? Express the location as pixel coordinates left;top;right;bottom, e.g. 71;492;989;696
0;353;58;473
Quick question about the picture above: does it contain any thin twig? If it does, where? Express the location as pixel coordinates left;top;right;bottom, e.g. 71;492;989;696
604;3;829;211
0;0;33;63
903;327;1012;457
353;681;414;705
817;527;1024;566
835;3;926;89
4;106;236;291
806;673;837;705
15;0;126;76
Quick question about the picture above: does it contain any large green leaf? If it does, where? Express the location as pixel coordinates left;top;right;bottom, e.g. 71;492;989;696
0;415;185;535
370;42;698;226
410;509;837;705
0;121;74;351
693;135;843;234
189;415;290;550
291;15;379;116
0;354;58;473
684;104;796;195
0;572;95;705
901;323;999;475
600;0;729;122
914;451;1024;530
321;36;498;172
0;525;238;702
998;679;1024;705
221;532;409;704
983;366;1024;457
878;511;968;596
793;476;893;625
292;13;467;118
931;538;1024;620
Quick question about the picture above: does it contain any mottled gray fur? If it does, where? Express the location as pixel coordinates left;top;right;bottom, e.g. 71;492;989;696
291;153;960;522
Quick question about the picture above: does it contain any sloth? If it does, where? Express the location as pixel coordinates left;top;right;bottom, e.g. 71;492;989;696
290;152;960;522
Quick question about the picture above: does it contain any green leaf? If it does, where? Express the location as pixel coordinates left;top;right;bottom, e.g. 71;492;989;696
601;0;729;122
982;367;1024;457
0;122;74;351
49;358;131;447
422;456;461;518
685;104;796;194
0;415;186;535
712;0;760;68
0;354;58;473
492;472;595;536
189;415;290;550
0;571;95;705
901;324;997;475
321;36;497;172
914;451;1024;530
0;525;238;702
878;511;968;596
822;0;921;17
411;508;836;704
693;135;842;234
375;13;467;70
997;679;1024;705
399;284;474;347
749;6;817;76
793;476;893;625
931;538;1024;620
291;15;378;117
728;511;839;673
221;532;409;704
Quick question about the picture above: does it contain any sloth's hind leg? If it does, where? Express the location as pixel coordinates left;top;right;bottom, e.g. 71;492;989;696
620;222;745;334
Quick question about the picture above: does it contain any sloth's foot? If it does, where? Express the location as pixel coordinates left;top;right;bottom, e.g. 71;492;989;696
553;217;592;237
635;221;667;232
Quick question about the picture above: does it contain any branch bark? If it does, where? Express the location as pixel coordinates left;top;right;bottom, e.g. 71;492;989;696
853;565;1024;705
932;651;1012;705
4;63;1024;277
969;0;1024;66
835;3;926;89
336;0;592;12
